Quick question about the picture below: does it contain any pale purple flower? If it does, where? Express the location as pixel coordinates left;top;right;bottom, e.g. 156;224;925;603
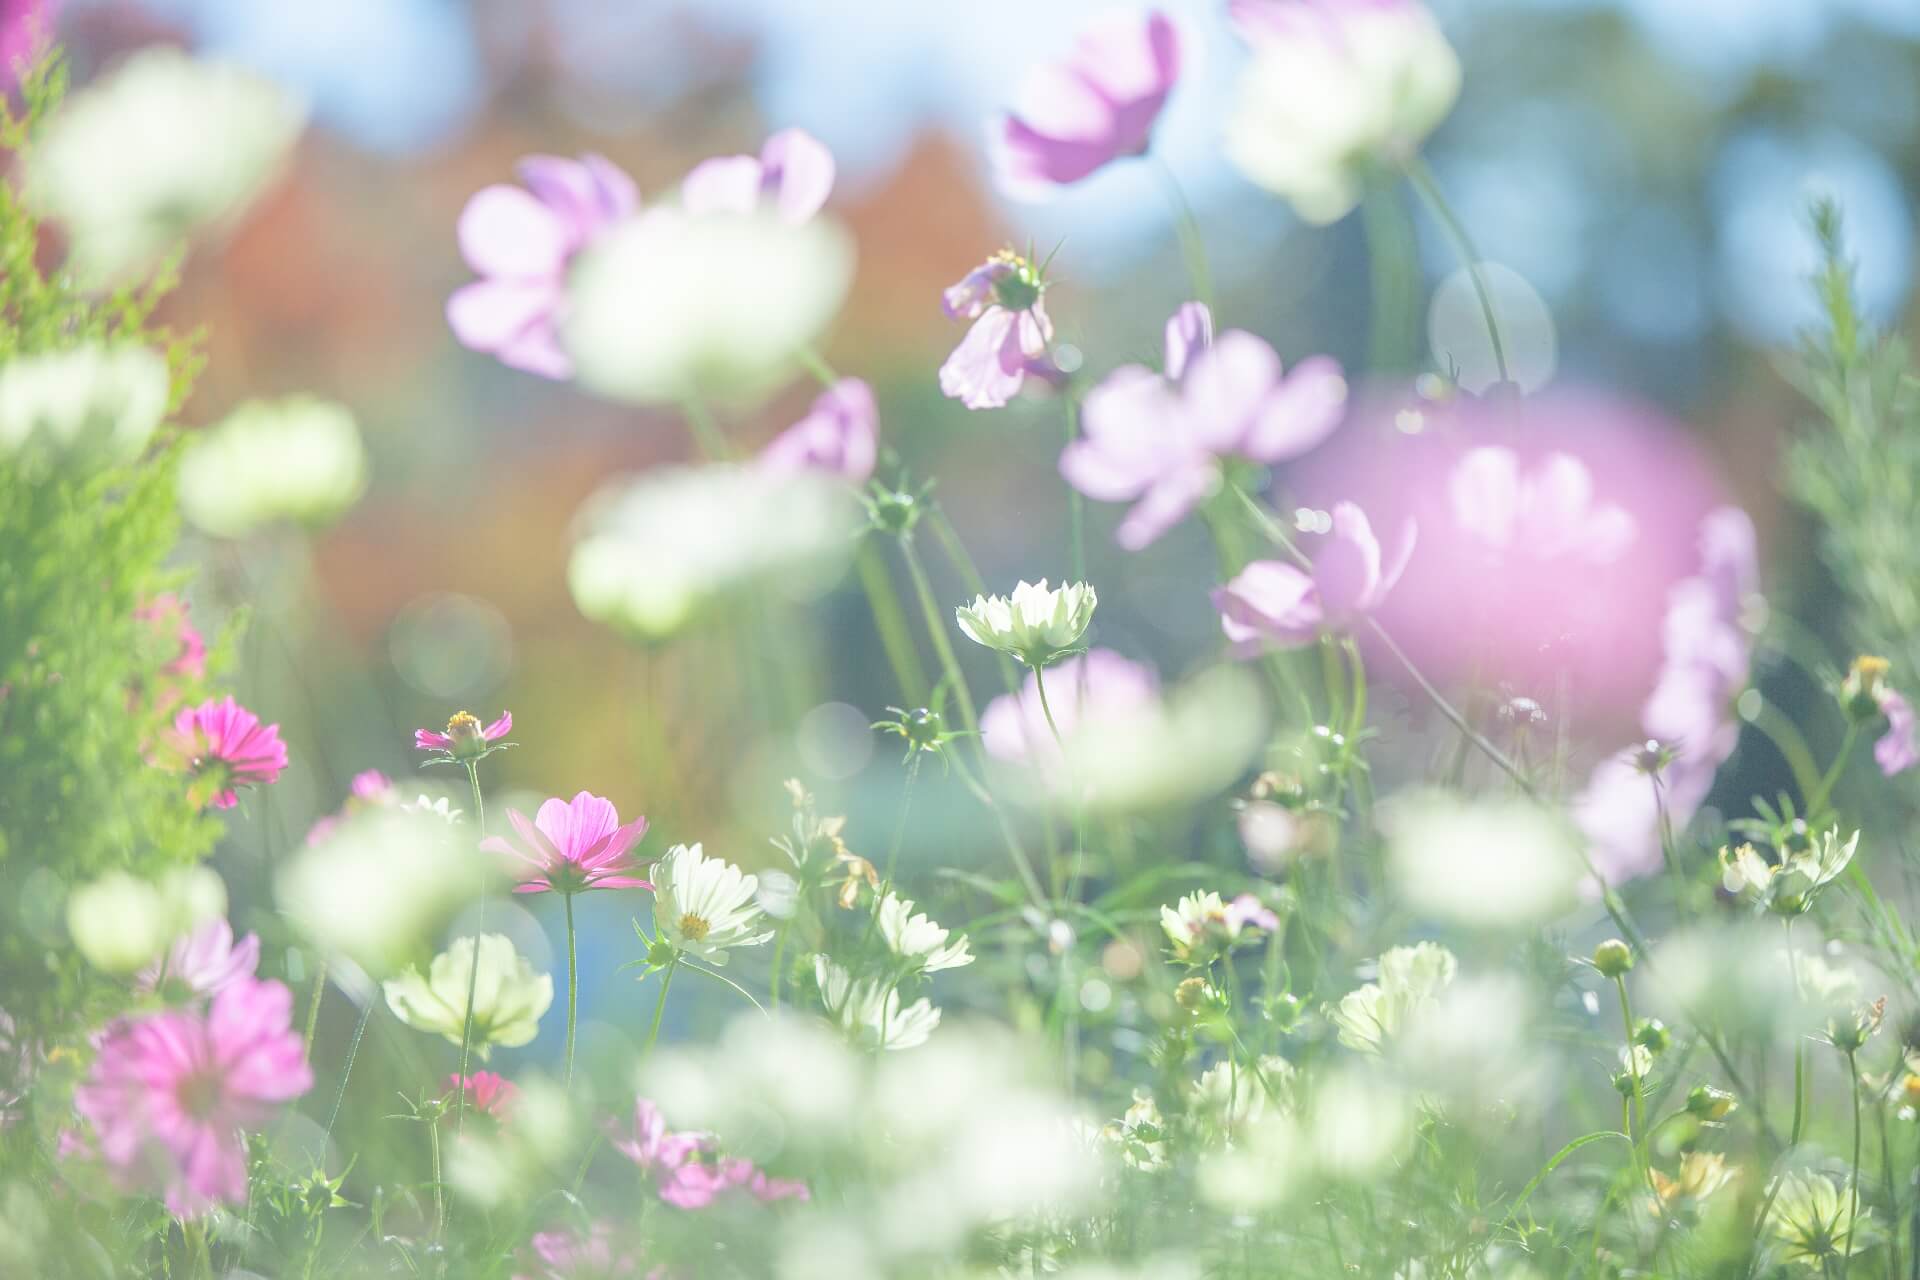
1448;447;1635;564
1063;317;1346;549
1225;893;1279;933
447;155;638;378
681;128;835;223
516;1222;641;1280
981;648;1160;785
608;1096;806;1210
1876;688;1917;778
608;1097;703;1178
939;250;1054;410
72;977;312;1216
993;9;1181;193
480;790;651;896
759;377;878;483
1215;502;1414;652
135;918;261;1001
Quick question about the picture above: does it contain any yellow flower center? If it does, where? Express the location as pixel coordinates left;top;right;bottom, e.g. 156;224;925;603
447;711;483;740
678;913;711;942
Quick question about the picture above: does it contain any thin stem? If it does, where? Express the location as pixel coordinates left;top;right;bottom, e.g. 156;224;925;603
455;761;488;1138
429;1117;445;1242
898;533;982;741
1062;394;1087;588
795;345;838;388
1152;155;1214;311
928;507;1021;694
1616;974;1652;1199
563;891;579;1090
302;958;328;1051
681;395;733;461
1360;178;1421;376
1809;723;1860;818
856;541;929;704
1844;1049;1862;1280
1742;693;1825;805
323;997;373;1142
1787;920;1808;1149
946;747;1049;908
1403;156;1510;387
642;954;679;1060
1032;663;1067;750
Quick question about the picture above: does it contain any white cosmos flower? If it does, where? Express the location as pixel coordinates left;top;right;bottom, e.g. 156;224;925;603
1225;0;1460;225
568;464;858;640
382;933;553;1057
564;207;854;409
651;843;774;965
0;344;170;465
26;47;305;284
1193;1055;1296;1134
177;396;368;538
1329;942;1457;1055
955;579;1097;666
814;956;940;1051
1382;789;1581;927
876;893;974;973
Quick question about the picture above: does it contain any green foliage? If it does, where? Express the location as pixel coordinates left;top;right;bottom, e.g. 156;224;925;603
0;50;217;1035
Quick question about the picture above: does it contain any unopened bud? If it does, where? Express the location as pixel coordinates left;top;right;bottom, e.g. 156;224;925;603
1593;939;1634;978
1686;1084;1737;1121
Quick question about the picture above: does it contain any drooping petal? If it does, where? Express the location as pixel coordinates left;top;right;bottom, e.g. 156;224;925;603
939;308;1024;410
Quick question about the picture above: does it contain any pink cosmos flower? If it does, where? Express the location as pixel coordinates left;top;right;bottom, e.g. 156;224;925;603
760;377;878;483
415;709;513;758
72;976;312;1217
940;250;1054;410
447;154;639;378
982;648;1160;784
1;1;56;88
608;1096;807;1210
135;918;261;1001
304;768;400;845
516;1222;642;1280
993;9;1181;193
1225;893;1280;933
135;594;207;681
681;128;835;223
445;1070;518;1119
1876;688;1917;778
480;790;651;896
1214;502;1414;653
1448;447;1635;564
609;1097;704;1175
169;696;288;810
1063;313;1346;549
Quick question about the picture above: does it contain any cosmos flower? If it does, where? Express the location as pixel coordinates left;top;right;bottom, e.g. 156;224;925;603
383;934;553;1056
1876;687;1917;777
414;710;513;761
1159;891;1279;963
66;866;227;977
447;153;638;378
650;845;773;965
176;396;368;538
1225;0;1460;224
445;1071;518;1120
1328;942;1457;1055
759;377;878;484
939;249;1055;410
72;976;312;1216
514;1222;642;1280
992;9;1181;194
135;918;261;1002
814;956;940;1051
875;893;975;974
135;594;206;681
1214;503;1413;652
1062;316;1347;549
1448;447;1636;565
609;1096;809;1210
0;343;170;466
956;579;1097;667
1767;1171;1865;1269
681;128;835;223
480;790;651;896
168;696;288;810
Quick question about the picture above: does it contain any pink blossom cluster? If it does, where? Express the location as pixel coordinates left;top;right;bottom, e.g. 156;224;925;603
610;1097;808;1211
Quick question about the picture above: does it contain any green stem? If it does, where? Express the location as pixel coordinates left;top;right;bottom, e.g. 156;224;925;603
681;395;733;461
1787;921;1808;1149
455;761;488;1138
323;998;373;1142
1403;156;1510;387
1062;394;1087;588
1809;723;1860;818
1616;974;1652;1197
1359;179;1421;376
563;891;579;1090
857;541;928;704
1741;693;1825;806
1843;1050;1862;1280
302;958;327;1051
769;926;788;1011
929;507;1021;694
642;955;679;1060
1153;156;1214;312
429;1117;445;1242
1032;662;1066;749
898;533;981;741
795;345;838;388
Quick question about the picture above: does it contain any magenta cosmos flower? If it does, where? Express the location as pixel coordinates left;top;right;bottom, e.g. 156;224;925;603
1063;307;1347;549
447;155;638;379
681;128;835;223
415;709;513;761
760;377;878;483
135;918;261;1002
1214;502;1414;652
169;696;288;810
445;1070;518;1119
608;1096;806;1210
940;250;1055;410
515;1222;644;1280
1;1;56;88
480;790;651;896
73;976;312;1217
993;9;1181;193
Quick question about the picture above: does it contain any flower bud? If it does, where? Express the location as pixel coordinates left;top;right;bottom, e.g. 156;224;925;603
1633;1018;1671;1055
444;711;488;760
1593;939;1634;978
1175;975;1212;1012
1841;656;1892;723
1686;1084;1737;1121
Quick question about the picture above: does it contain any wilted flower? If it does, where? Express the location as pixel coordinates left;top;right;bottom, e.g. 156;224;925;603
564;206;854;408
814;957;940;1051
383;934;554;1056
134;918;261;1002
447;153;637;378
651;844;773;964
167;696;287;810
1329;942;1457;1054
25;47;304;283
939;249;1054;410
0;344;169;466
1159;891;1279;964
992;9;1181;194
876;893;975;974
759;377;878;484
1215;503;1413;652
481;790;651;896
72;977;312;1217
982;648;1160;784
1768;1171;1866;1268
956;579;1097;668
569;465;859;640
177;396;368;538
1062;316;1347;549
1225;0;1460;224
66;866;226;976
681;128;835;223
446;1072;518;1120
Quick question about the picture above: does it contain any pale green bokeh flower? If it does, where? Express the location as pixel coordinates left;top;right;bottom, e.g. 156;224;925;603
66;865;225;975
1383;789;1581;927
383;933;553;1056
955;579;1096;667
0;344;169;466
178;396;368;538
1329;942;1457;1054
651;843;773;965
